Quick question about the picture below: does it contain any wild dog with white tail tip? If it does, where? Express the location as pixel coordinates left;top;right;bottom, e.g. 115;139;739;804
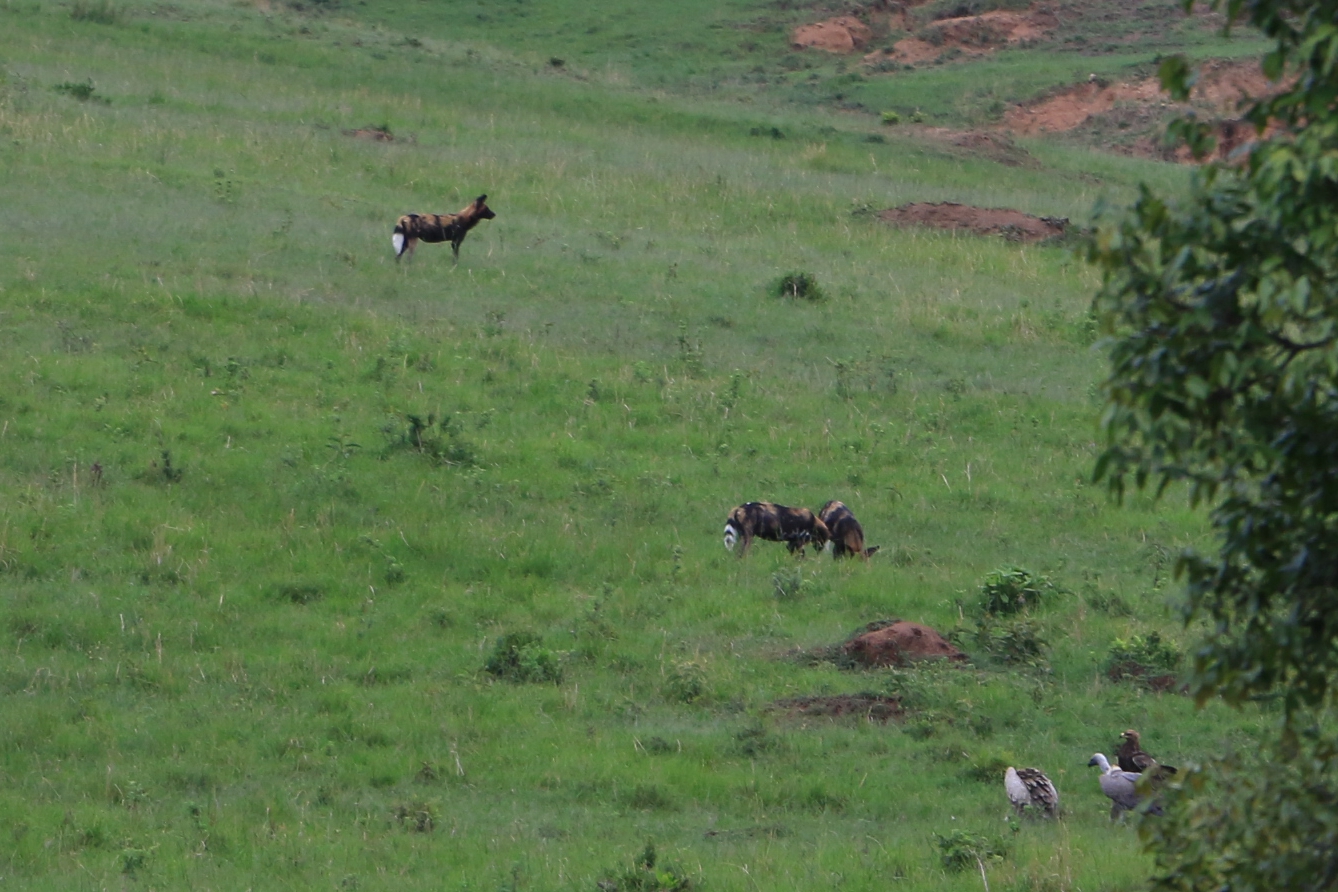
392;194;496;263
819;500;878;559
723;502;830;556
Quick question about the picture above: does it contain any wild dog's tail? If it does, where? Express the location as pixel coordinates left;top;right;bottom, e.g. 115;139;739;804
392;225;406;257
723;523;739;551
864;546;880;558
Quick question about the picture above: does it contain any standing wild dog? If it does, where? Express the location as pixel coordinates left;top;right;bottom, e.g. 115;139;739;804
392;194;496;263
723;502;830;556
819;500;879;560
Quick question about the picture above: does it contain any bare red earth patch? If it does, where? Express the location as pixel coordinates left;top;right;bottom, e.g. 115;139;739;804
864;5;1057;67
1003;59;1286;162
344;126;394;142
877;202;1068;242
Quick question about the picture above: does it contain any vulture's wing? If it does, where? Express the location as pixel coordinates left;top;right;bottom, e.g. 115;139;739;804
1017;768;1058;812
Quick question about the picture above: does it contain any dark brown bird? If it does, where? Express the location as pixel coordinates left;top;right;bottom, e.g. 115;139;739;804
1117;729;1177;781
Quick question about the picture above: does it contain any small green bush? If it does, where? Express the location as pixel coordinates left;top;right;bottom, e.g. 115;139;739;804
380;411;480;467
773;271;825;302
55;78;110;104
978;566;1061;616
484;632;563;684
936;829;1007;872
1105;631;1181;683
598;841;691;892
970;617;1049;668
880;110;901;125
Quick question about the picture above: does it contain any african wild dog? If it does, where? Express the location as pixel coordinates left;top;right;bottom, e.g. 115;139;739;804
818;500;879;560
722;502;830;556
392;194;496;263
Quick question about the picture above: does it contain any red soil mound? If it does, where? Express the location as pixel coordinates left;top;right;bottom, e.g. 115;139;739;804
878;202;1067;242
792;16;872;53
843;620;967;668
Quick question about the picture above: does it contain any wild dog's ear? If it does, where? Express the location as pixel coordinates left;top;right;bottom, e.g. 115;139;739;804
475;194;488;204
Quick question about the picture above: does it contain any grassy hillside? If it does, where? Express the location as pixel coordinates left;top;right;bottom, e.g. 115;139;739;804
0;0;1269;889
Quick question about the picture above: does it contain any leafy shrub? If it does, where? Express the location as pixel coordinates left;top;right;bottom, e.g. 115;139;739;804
381;411;479;467
970;617;1049;668
978;566;1061;616
483;632;563;684
772;271;825;302
55;78;111;104
1105;632;1181;684
598;841;691;892
936;829;1007;872
880;110;901;125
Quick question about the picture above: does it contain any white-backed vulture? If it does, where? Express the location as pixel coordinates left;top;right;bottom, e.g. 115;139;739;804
1089;752;1163;819
1004;766;1059;816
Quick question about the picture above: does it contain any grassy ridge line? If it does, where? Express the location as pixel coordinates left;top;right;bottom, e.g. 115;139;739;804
2;8;1131;378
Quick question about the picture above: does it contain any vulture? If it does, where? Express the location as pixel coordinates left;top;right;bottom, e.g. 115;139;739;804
1117;729;1178;783
1088;753;1163;819
1004;766;1059;817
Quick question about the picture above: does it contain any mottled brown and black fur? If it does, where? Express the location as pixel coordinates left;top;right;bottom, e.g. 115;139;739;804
723;502;830;556
392;194;496;263
819;500;878;560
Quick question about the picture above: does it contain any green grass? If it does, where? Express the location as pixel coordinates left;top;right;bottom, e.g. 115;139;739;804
0;0;1273;889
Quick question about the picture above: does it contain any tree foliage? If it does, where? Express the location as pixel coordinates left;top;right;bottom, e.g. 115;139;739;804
1091;0;1338;715
1088;2;1338;888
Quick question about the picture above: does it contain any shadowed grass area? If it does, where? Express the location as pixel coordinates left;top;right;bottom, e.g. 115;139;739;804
0;0;1270;889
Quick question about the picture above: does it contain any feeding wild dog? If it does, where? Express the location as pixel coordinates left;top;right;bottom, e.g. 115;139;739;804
819;500;879;560
723;502;830;556
392;194;496;263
